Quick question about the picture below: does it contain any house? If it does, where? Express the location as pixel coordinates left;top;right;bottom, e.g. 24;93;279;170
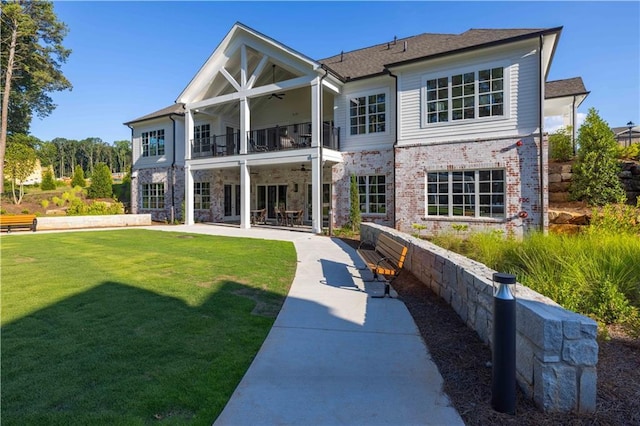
125;22;587;237
612;124;640;148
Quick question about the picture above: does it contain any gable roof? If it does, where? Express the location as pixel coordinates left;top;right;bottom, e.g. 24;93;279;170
319;27;562;81
124;103;185;126
545;77;589;99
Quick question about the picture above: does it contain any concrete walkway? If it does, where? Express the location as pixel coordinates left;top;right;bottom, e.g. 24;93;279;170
149;224;464;425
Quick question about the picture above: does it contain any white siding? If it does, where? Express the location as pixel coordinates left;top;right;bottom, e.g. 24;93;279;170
131;116;182;170
396;39;541;145
335;76;396;152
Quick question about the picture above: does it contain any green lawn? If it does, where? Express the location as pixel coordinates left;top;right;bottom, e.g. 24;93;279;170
1;229;297;425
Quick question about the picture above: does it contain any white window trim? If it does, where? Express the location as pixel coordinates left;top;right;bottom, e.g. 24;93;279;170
141;182;165;210
420;61;510;129
357;174;387;216
346;87;391;138
194;181;211;210
424;169;506;220
141;129;166;158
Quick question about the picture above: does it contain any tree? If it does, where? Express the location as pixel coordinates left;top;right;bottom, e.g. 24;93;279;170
349;174;361;232
87;162;112;199
1;1;72;193
40;166;56;190
549;126;573;161
113;140;132;173
569;108;626;206
4;135;37;204
71;164;85;188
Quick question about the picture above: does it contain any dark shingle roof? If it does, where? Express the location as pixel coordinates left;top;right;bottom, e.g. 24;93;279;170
319;28;560;80
124;103;185;125
544;77;589;99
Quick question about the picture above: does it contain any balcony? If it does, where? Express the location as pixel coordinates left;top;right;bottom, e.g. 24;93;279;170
190;121;340;159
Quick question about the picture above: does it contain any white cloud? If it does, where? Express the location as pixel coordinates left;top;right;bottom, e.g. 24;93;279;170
544;116;564;133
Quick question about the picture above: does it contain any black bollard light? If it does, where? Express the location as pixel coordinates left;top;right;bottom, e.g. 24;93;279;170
491;272;516;415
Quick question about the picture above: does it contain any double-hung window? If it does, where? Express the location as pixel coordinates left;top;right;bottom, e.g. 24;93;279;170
357;175;386;214
141;183;165;209
194;182;211;210
142;129;165;157
349;92;386;135
426;169;505;218
424;66;505;124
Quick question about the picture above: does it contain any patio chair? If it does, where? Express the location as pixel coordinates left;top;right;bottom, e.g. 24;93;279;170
294;209;304;226
276;208;287;226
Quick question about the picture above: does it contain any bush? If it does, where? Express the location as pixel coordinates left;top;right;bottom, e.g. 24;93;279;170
87;163;112;199
569;108;626;205
71;165;86;188
549;126;574;161
40;168;57;190
348;174;361;232
66;199;124;216
588;203;640;236
41;200;49;209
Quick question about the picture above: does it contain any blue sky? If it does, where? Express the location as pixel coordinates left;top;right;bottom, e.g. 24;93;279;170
29;1;640;144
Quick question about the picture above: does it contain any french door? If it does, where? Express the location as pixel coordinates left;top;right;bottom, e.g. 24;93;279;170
224;184;240;219
257;184;288;220
307;183;331;224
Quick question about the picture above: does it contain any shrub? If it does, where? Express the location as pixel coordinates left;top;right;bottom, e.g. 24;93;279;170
617;143;640;160
71;165;86;188
411;223;427;238
588;203;640;235
87;163;113;199
549;126;574;161
348;174;361;232
569;108;626;205
40;168;57;190
41;200;49;209
52;196;64;207
0;209;6;215
21;209;29;214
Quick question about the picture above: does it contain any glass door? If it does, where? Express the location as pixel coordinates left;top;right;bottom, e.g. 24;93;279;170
307;183;331;224
257;184;287;220
224;184;241;219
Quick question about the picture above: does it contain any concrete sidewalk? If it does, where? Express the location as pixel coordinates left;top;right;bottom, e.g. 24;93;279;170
150;224;464;426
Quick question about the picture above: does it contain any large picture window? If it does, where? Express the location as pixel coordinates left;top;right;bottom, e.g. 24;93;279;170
141;183;165;210
424;66;505;124
194;182;211;210
357;175;386;214
142;129;165;157
426;169;504;218
350;92;386;135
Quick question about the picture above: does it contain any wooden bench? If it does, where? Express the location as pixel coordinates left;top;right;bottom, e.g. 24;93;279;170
356;233;408;298
0;214;38;233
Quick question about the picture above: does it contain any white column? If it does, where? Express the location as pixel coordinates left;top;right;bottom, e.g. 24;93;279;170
184;163;194;225
184;109;195;225
240;98;250;154
311;154;322;234
240;160;251;229
185;109;194;160
310;77;321;147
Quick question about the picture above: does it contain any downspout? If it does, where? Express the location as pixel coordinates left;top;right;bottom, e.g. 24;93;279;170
385;68;398;229
319;68;329;234
571;95;577;156
169;114;177;223
538;35;545;233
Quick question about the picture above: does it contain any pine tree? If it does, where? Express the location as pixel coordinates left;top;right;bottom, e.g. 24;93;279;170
569;108;626;206
87;163;112;198
71;165;86;188
40;167;56;190
349;174;361;232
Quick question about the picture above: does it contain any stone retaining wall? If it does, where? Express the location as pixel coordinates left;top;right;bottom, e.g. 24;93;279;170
361;223;598;413
37;214;152;230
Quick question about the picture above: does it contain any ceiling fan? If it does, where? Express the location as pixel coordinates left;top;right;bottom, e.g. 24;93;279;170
291;164;307;172
268;64;285;100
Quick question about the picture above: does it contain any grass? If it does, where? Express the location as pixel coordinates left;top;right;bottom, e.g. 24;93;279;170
431;230;640;334
1;229;297;425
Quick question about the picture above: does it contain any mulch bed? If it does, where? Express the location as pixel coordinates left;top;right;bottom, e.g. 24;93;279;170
339;237;640;426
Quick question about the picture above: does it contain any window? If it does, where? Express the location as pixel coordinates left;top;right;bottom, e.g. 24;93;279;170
194;182;211;210
350;92;386;135
357;175;386;214
141;183;165;209
194;124;211;154
424;66;505;124
427;169;504;218
142;129;165;157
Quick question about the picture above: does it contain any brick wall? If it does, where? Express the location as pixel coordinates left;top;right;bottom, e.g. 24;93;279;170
395;136;548;238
